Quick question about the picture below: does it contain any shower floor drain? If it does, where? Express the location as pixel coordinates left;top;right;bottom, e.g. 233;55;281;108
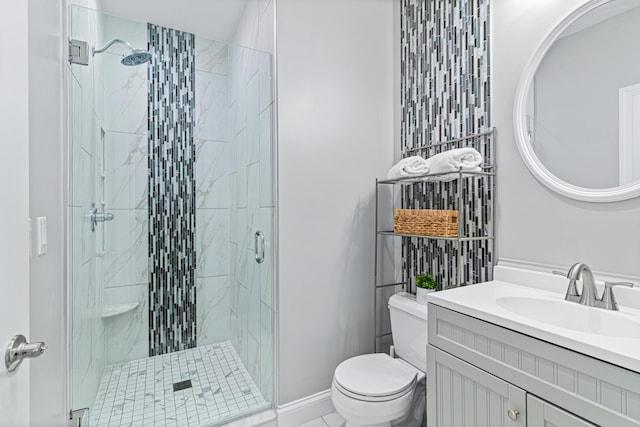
173;379;192;392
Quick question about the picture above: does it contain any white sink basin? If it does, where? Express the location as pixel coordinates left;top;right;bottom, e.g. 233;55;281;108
496;296;640;338
427;280;640;372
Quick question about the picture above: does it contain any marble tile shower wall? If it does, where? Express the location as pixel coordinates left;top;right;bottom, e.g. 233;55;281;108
99;13;152;367
69;5;106;412
194;36;233;350
99;17;234;365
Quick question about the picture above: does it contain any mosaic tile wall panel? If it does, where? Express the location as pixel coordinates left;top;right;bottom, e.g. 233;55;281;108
148;24;197;356
400;0;493;290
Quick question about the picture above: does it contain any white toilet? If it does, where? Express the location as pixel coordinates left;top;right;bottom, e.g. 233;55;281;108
331;292;427;427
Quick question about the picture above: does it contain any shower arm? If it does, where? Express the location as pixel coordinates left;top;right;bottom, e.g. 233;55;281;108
93;38;135;55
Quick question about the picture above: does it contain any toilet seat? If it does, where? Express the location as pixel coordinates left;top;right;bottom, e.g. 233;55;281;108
333;354;419;402
333;377;415;403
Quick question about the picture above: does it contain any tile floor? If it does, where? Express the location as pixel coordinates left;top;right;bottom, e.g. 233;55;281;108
299;412;346;427
90;341;269;427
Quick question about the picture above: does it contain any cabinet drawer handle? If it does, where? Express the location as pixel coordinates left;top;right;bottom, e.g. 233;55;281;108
507;409;520;421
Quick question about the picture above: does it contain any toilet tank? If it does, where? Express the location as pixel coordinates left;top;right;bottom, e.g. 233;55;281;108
388;292;428;372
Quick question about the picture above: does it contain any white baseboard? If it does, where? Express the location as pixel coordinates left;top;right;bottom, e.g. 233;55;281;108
215;409;277;427
276;390;334;427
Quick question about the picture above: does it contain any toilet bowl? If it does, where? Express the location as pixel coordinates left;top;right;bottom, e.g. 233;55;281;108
330;293;428;427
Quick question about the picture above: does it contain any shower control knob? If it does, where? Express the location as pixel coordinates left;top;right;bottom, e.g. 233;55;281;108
507;409;520;421
5;334;47;372
90;203;115;232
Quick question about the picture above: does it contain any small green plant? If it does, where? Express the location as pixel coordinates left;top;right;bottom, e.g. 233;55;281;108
415;273;438;290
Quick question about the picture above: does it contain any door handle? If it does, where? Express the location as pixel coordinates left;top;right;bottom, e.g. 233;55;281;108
5;334;47;372
255;231;265;264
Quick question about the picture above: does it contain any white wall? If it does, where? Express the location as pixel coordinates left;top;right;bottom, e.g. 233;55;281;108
27;1;68;425
276;0;396;404
0;1;31;425
494;0;640;278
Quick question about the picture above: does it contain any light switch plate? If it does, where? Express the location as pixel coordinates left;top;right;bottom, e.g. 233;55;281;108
37;216;47;256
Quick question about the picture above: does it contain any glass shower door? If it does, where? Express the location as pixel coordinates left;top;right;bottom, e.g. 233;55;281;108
69;6;105;419
68;6;275;427
227;44;276;406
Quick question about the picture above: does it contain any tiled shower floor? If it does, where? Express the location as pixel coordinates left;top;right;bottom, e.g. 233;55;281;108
90;342;268;427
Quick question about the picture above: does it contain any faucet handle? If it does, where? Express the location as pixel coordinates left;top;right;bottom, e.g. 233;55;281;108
605;281;634;287
552;269;580;300
600;281;634;311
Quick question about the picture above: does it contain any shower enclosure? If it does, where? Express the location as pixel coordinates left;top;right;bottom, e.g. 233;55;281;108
68;6;275;426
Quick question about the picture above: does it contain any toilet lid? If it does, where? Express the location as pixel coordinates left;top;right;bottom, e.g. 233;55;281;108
334;354;417;398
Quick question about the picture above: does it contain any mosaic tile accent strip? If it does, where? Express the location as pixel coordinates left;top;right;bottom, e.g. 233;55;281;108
148;24;197;356
89;342;269;427
400;0;493;289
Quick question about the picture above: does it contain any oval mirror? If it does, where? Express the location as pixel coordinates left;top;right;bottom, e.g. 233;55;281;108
514;0;640;202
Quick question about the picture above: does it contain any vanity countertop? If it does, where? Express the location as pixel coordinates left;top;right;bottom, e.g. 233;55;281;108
428;280;640;373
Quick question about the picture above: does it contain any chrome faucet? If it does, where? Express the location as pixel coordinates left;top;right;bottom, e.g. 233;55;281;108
554;262;634;311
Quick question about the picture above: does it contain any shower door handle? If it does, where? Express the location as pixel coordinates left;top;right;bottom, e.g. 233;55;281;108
255;231;265;264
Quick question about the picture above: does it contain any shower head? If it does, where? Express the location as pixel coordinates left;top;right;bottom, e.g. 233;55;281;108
93;38;151;66
121;49;152;66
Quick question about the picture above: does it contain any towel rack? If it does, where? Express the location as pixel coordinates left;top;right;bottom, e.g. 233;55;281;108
403;128;495;156
373;127;496;353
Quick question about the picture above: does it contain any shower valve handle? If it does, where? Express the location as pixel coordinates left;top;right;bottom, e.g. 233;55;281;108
90;203;115;232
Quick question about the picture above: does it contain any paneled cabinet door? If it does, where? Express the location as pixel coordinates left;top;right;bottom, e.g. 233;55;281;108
427;345;526;427
527;395;597;427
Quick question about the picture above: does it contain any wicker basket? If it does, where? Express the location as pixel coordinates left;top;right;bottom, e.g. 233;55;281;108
393;209;459;237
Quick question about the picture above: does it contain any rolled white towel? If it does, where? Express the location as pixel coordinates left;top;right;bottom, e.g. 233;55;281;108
424;148;483;181
386;156;430;180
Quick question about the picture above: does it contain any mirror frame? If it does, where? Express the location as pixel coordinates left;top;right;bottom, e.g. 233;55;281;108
513;0;640;203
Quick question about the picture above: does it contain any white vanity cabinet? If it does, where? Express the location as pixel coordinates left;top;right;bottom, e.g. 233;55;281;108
427;303;640;427
428;344;526;426
527;396;596;427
